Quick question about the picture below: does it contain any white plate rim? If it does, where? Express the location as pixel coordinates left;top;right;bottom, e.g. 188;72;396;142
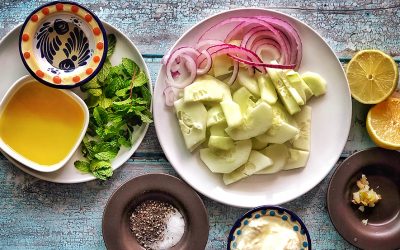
0;21;153;184
154;7;352;208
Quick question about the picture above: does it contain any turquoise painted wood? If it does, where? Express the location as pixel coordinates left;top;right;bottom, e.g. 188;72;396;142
0;0;399;249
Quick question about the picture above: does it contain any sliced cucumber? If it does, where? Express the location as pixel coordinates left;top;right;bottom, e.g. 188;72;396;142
184;75;231;102
206;105;226;127
237;68;260;97
208;136;234;150
200;139;252;173
223;150;273;185
267;67;300;115
256;121;299;144
257;74;278;105
220;100;243;128
174;98;207;152
226;102;273;140
291;105;311;151
301;72;327;96
213;55;233;77
284;148;310;170
256;144;289;174
210;123;228;137
251;137;269;150
233;87;256;113
286;71;314;102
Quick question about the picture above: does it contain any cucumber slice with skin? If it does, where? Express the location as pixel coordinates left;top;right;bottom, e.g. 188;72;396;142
277;70;304;106
233;87;256;113
267;67;301;115
220;100;243;128
223;150;273;185
237;68;261;97
256;144;289;174
291;105;311;151
208;136;234;150
184;75;231;103
284;148;310;170
206;105;226;127
257;73;278;105
226;102;273;140
301;72;327;96
174;98;207;152
286;71;314;102
200;139;252;173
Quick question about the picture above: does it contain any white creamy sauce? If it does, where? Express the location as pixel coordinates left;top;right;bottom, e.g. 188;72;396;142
236;216;300;250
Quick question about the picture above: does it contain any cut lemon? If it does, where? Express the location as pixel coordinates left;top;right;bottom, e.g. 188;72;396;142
347;50;398;104
366;95;400;150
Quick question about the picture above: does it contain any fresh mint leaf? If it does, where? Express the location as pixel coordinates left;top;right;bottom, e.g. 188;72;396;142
99;95;113;109
87;88;102;97
122;58;139;76
107;34;117;58
81;77;100;91
93;166;113;180
132;71;148;87
94;151;118;161
97;59;111;83
118;136;131;148
115;87;130;97
90;160;111;172
74;160;90;173
93;107;108;126
85;95;100;108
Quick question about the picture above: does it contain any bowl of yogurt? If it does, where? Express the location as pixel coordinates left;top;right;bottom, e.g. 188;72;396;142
227;206;311;250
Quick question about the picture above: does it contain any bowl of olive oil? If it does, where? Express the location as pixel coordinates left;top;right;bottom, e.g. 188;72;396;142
0;75;89;172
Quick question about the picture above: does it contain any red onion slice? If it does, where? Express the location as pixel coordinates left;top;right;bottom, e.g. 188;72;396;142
164;86;176;107
228;54;295;69
197;50;212;75
227;61;239;85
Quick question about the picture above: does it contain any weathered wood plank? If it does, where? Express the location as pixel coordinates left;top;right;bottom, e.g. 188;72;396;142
0;158;354;249
0;0;399;58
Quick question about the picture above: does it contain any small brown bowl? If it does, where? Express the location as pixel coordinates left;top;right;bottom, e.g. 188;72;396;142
102;173;209;250
327;147;400;250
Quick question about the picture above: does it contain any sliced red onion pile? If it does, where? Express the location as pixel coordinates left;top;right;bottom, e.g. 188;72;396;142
162;16;302;106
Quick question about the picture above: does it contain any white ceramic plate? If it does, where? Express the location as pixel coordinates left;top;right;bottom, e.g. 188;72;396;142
0;22;152;183
154;8;352;207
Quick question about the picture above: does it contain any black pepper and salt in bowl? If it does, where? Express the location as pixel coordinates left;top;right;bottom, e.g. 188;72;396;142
102;174;209;250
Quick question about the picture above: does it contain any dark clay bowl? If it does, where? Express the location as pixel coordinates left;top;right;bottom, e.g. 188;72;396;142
327;147;400;250
102;174;209;250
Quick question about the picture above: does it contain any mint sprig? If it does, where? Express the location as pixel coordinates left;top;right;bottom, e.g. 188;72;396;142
74;34;152;180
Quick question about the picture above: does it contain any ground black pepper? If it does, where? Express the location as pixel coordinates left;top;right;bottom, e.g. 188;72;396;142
129;200;176;250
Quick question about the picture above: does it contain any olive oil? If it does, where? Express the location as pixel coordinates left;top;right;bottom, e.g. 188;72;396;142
0;81;84;165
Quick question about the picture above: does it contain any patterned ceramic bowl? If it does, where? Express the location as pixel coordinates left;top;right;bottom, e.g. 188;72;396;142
19;1;107;88
227;206;312;250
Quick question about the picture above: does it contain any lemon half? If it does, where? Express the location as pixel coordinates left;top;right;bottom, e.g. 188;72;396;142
347;50;398;104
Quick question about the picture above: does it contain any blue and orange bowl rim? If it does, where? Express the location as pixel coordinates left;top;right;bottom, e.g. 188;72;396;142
227;205;312;250
18;0;108;89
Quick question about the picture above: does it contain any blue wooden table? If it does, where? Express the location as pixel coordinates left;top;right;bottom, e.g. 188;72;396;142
0;1;399;249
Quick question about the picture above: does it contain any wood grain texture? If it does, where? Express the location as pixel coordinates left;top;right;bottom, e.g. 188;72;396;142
0;0;398;249
0;0;399;58
0;154;352;250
